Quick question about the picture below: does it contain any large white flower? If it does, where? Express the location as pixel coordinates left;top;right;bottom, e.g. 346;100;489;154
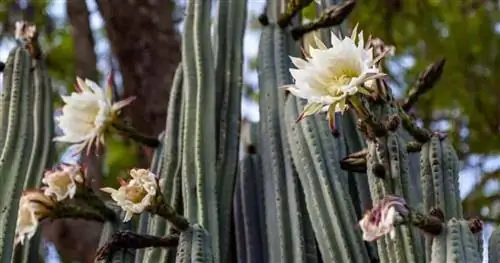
42;164;84;201
358;195;409;242
54;76;135;155
14;190;55;246
101;169;161;222
284;25;387;128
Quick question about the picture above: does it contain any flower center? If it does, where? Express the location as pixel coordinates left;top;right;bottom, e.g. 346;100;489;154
52;173;72;191
125;186;147;203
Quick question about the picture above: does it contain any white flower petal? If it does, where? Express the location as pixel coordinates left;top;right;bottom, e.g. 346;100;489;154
55;77;134;154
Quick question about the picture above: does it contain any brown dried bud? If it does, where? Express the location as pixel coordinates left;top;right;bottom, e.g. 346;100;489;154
467;218;483;234
385;114;400;132
428;207;444;222
371;163;386;179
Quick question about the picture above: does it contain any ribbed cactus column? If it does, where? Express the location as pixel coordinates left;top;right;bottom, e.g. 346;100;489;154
141;65;184;263
285;96;372;262
488;226;500;263
420;133;463;261
0;44;54;263
180;0;218;261
430;218;481;263
13;55;55;263
212;0;247;260
258;9;320;261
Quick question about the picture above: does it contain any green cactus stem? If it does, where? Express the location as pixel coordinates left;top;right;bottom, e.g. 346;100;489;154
181;0;220;261
285;96;372;262
0;46;34;263
212;0;247;260
174;224;213;263
233;152;268;262
488;225;500;263
429;218;482;263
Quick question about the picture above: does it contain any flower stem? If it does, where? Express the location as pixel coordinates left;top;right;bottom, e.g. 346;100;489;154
406;211;443;236
349;96;387;137
49;201;106;222
95;232;179;261
76;187;118;222
148;195;190;232
398;108;432;143
111;120;160;148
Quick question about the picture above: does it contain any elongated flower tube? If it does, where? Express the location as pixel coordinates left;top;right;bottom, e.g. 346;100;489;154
42;164;84;201
14;190;55;246
358;195;409;241
53;75;135;155
283;25;387;129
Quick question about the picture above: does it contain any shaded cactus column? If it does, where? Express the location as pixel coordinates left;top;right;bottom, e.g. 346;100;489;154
212;0;247;260
0;44;54;263
141;64;185;263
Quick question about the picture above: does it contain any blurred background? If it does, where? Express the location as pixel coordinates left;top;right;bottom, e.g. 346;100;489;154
0;0;498;262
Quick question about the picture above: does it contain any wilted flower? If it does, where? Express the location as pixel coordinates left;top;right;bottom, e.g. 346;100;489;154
283;25;387;129
14;21;36;41
42;164;84;201
14;190;55;246
358;195;409;241
53;75;135;155
101;169;161;222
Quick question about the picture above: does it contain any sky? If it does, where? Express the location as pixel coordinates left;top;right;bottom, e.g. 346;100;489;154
0;0;496;262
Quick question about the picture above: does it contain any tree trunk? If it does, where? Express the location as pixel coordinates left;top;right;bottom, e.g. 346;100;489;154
96;0;180;154
41;1;103;262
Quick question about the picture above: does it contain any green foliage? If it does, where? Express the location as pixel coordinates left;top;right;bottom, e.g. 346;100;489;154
102;135;140;189
350;1;500;157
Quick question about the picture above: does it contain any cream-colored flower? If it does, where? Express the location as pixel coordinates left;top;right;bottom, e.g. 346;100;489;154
42;164;84;201
101;169;161;222
14;21;36;41
14;190;55;246
283;25;388;128
358;195;409;242
53;76;135;155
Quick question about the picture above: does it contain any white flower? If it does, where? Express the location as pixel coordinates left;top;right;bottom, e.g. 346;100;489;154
53;76;135;155
283;25;387;128
358;195;408;242
101;169;161;222
42;164;84;201
14;190;55;246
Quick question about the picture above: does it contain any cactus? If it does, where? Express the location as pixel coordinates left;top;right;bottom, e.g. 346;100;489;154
3;0;500;263
430;218;482;263
0;42;54;262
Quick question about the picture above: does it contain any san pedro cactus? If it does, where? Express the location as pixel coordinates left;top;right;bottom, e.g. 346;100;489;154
2;0;500;263
0;27;55;262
